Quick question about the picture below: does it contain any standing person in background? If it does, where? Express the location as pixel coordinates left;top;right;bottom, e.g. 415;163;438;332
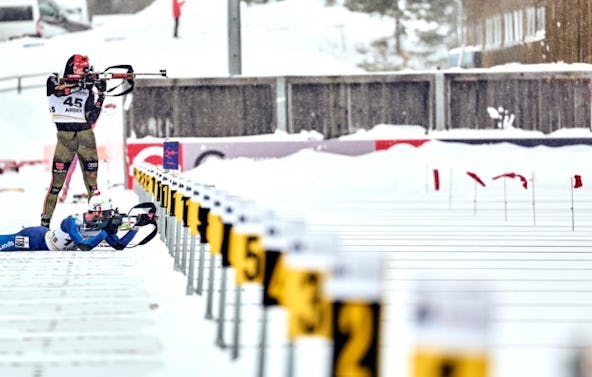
41;54;107;228
173;0;185;38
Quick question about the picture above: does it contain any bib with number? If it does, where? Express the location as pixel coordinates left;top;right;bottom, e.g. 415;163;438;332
48;89;90;123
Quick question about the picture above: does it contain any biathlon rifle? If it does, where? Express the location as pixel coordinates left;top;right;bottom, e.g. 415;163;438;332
85;202;159;247
59;64;167;97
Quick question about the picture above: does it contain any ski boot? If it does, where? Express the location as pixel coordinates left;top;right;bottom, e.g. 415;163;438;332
40;215;51;228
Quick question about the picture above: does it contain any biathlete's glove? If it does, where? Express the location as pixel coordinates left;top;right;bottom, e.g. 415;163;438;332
79;75;95;90
95;218;109;229
105;220;119;235
95;79;107;93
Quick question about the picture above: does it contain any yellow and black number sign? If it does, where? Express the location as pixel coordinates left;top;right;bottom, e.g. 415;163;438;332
220;222;233;268
262;249;283;307
154;177;161;203
206;211;223;255
286;268;332;339
160;182;169;209
331;301;381;377
197;206;210;245
169;188;177;217
412;349;488;377
187;199;200;237
147;174;154;195
230;232;265;285
174;190;185;223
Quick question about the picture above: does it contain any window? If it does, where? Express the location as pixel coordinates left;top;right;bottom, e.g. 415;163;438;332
466;20;483;47
525;6;536;39
524;5;545;42
476;4;545;51
504;12;514;46
485;15;502;49
0;6;33;22
514;10;523;43
39;1;59;19
535;5;545;38
502;10;524;47
474;22;483;47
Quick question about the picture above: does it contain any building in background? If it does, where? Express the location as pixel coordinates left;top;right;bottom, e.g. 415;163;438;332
453;0;592;67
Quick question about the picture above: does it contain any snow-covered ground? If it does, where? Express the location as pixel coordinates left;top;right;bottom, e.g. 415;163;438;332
2;138;592;377
1;1;592;376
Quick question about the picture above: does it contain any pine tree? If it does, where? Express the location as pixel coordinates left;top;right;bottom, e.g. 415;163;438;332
405;0;459;68
345;0;408;70
345;0;459;70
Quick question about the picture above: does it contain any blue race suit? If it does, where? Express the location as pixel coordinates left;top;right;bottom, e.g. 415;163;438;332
0;213;137;252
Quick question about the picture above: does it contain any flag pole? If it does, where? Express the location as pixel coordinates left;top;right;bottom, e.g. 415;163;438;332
473;180;477;216
503;177;508;222
570;176;575;232
448;168;453;210
531;172;536;226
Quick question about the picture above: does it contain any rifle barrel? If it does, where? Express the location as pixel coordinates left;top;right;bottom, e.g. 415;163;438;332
62;69;167;81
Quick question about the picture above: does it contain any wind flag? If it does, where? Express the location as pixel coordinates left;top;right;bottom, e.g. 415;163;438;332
574;175;583;189
466;171;486;187
492;172;528;189
433;169;440;191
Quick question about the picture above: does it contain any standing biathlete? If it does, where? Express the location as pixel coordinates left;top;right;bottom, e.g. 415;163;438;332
41;54;107;227
0;194;144;252
58;131;93;203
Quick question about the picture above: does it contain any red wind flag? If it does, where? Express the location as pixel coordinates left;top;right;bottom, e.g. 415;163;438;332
433;169;440;191
466;171;486;187
492;172;528;189
574;175;583;189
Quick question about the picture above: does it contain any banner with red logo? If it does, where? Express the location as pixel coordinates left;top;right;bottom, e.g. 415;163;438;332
125;142;164;189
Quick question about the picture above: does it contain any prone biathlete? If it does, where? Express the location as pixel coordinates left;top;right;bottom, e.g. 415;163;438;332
2;194;140;252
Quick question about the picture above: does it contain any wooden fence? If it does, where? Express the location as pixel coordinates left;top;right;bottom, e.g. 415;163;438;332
446;71;592;133
128;70;592;138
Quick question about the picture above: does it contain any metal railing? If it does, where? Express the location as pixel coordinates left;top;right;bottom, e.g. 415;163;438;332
0;72;52;94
